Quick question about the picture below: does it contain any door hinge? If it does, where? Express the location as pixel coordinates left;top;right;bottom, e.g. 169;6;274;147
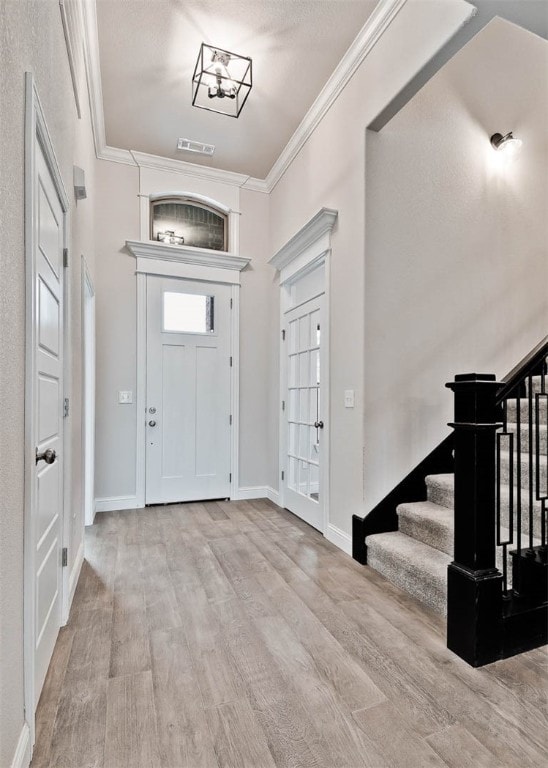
62;547;68;567
282;329;286;341
281;470;285;481
64;397;70;418
63;248;69;268
230;356;233;367
282;400;285;411
229;473;232;482
229;414;232;425
230;298;233;309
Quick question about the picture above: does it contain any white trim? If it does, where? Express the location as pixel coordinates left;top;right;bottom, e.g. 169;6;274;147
325;524;353;556
24;72;70;753
68;539;84;606
80;0;407;191
131;151;250;187
10;722;30;768
269;208;338;274
59;0;83;118
266;486;280;506
230;285;240;500
81;258;96;526
135;274;147;508
126;240;250;273
95;495;139;513
235;486;270;501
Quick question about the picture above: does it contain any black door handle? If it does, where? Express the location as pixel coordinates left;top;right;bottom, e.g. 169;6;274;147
314;421;324;429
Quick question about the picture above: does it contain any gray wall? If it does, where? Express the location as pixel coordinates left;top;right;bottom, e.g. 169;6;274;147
364;18;548;509
0;1;95;763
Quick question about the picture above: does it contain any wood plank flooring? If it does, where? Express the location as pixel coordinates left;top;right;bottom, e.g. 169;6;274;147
31;499;548;768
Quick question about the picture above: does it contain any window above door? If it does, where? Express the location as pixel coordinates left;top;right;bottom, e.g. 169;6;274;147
151;196;228;252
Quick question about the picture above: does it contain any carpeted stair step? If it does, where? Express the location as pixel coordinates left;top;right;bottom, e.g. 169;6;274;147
366;532;450;615
499;449;547;491
397;501;453;555
506;397;548;423
425;473;454;509
505;422;547;454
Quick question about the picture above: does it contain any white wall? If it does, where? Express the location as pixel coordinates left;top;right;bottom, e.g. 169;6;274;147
0;1;96;764
94;165;273;503
364;18;548;510
268;0;475;536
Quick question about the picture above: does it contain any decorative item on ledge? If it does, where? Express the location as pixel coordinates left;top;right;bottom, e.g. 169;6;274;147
157;230;184;246
490;131;522;156
192;43;252;118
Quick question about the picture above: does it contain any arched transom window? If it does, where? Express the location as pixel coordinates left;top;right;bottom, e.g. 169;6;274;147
150;196;228;251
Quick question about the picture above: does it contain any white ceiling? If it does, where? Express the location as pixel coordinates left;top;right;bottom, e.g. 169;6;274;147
96;0;378;178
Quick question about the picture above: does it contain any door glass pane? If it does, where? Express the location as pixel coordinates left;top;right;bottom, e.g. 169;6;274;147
299;352;309;387
163;292;214;333
289;355;298;388
298;460;309;496
289;389;298;421
289;458;298;491
289;319;298;354
298;315;309;351
308;462;319;501
299;389;309;423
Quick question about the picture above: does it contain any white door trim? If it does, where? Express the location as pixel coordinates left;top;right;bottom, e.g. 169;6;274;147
129;242;247;507
82;257;95;526
269;208;337;533
24;72;70;752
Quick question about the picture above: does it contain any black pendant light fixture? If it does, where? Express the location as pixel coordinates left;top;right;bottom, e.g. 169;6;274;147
192;43;252;118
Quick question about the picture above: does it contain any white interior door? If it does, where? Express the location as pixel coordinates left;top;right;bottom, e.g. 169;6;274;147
146;276;232;504
284;294;325;530
32;139;65;704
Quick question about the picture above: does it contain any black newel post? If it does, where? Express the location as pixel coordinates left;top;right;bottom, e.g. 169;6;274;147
445;373;504;667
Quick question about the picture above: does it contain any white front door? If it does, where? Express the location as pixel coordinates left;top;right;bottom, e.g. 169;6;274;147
145;276;232;504
284;294;325;530
32;139;65;704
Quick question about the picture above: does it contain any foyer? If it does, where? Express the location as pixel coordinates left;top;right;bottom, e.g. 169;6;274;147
31;499;548;768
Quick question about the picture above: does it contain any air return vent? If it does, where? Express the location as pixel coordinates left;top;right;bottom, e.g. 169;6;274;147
177;138;215;156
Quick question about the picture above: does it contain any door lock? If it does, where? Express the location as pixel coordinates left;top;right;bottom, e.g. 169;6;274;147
36;448;57;465
314;421;324;429
148;420;157;427
149;407;156;414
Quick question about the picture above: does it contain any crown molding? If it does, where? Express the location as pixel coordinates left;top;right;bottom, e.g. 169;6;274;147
125;239;250;271
262;0;408;192
82;0;407;191
269;208;338;272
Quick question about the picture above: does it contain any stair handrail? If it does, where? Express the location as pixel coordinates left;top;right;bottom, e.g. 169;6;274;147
497;335;548;403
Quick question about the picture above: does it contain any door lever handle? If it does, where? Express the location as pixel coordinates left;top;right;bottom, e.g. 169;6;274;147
36;448;57;465
314;421;324;429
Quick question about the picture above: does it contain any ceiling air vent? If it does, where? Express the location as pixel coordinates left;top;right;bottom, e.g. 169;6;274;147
177;138;215;156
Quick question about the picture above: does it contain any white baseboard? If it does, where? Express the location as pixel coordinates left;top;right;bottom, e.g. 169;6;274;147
10;722;30;768
234;486;269;501
68;539;84;606
95;495;139;513
325;523;352;556
266;486;280;506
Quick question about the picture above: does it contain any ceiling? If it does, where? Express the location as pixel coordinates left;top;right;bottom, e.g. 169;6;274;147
96;0;378;178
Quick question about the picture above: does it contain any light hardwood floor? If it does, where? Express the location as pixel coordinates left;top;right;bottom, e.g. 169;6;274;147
31;499;548;768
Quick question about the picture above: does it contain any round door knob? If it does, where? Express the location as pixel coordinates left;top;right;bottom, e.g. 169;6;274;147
314;420;324;429
36;448;57;465
148;420;157;427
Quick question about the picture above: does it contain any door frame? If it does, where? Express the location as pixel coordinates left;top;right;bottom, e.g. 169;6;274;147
23;72;70;748
126;239;250;507
269;208;338;533
82;257;96;526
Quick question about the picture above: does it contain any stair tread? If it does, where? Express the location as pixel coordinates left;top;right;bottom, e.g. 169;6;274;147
366;531;451;571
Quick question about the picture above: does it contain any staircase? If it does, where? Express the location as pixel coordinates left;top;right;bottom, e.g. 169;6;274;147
353;342;548;665
365;374;546;616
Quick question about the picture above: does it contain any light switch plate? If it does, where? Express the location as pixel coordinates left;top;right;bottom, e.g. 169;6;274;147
118;390;133;404
344;389;355;408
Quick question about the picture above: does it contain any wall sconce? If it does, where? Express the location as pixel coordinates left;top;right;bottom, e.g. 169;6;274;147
192;43;252;118
157;231;184;245
490;132;522;157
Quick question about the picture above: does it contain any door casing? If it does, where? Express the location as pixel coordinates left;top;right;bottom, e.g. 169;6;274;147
23;73;71;750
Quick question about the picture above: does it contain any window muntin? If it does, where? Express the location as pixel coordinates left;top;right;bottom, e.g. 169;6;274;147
151;197;227;251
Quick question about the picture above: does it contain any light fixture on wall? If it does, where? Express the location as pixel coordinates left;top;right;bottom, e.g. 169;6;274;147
192;43;252;118
157;230;184;245
490;132;522;156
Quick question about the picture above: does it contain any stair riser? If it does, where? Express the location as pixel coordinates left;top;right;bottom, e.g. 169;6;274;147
398;514;453;556
504;424;547;454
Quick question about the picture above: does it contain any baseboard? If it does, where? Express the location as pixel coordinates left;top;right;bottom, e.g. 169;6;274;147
10;722;30;768
68;539;84;606
266;486;280;506
94;495;139;512
326;523;353;556
235;486;269;501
